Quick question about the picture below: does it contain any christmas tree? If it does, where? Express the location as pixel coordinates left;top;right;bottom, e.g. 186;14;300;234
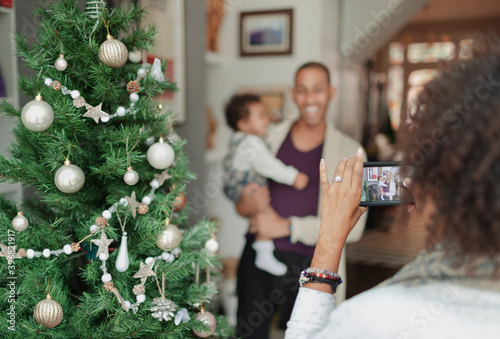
0;1;231;337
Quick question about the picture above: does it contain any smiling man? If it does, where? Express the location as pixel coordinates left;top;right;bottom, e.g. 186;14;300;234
235;62;367;338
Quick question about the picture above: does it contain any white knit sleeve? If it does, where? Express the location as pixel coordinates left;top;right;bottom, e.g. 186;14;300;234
285;287;336;339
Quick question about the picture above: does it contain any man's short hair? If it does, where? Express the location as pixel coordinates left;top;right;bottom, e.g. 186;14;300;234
295;62;331;85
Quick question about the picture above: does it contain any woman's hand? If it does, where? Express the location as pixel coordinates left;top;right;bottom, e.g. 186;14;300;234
306;149;367;293
318;149;367;246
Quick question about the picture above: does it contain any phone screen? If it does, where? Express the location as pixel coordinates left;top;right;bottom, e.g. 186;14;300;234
360;162;412;207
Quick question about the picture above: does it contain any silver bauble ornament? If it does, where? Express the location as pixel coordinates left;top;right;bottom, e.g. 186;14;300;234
147;138;175;170
34;294;63;329
115;232;129;272
124;167;139;185
21;94;54;132
54;160;85;194
12;212;29;232
54;54;68;71
128;49;143;63
193;309;217;338
156;219;182;251
99;34;128;68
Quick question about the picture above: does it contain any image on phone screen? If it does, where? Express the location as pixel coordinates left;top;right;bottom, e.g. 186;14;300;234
360;162;412;207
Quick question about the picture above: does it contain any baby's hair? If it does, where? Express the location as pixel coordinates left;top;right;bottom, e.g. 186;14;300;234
225;94;261;131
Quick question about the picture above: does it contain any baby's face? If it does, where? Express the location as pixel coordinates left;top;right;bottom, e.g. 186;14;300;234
242;102;270;136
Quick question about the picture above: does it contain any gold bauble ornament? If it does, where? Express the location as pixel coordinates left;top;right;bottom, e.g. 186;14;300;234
99;34;128;68
34;294;63;329
156;219;182;251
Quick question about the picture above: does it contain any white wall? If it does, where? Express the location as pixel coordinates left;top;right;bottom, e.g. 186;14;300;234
340;0;427;63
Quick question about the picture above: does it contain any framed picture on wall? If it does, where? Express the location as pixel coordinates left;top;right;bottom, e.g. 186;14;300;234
367;167;378;182
239;86;292;122
239;9;293;57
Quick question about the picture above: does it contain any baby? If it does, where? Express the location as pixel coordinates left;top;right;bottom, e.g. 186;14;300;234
378;175;387;200
223;94;308;276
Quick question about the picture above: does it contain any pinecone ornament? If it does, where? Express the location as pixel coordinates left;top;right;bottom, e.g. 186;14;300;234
95;217;108;227
73;96;86;108
133;284;145;295
150;297;177;322
127;81;141;94
137;203;149;215
52;81;61;91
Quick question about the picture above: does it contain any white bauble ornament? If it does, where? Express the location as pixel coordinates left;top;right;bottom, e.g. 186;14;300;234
99;34;128;68
54;54;67;71
147;138;175;170
54;160;85;193
124;167;139;185
21;95;54;132
205;238;219;254
34;294;63;329
193;309;217;337
115;232;129;272
12;212;29;232
156;220;182;251
128;49;142;63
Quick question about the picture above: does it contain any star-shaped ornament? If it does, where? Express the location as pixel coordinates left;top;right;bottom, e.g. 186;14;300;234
133;260;156;285
0;243;21;262
91;230;113;258
83;103;110;123
126;191;140;218
154;170;173;186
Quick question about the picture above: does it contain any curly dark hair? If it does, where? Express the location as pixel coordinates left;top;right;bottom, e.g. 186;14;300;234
400;43;500;259
224;94;261;132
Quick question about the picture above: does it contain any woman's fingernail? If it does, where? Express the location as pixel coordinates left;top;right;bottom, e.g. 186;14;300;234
320;158;325;168
342;157;347;160
356;147;363;157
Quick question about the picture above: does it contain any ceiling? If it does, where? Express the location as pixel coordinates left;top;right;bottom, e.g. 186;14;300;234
411;0;500;23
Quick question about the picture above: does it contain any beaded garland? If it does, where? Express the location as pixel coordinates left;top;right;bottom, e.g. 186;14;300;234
0;167;190;317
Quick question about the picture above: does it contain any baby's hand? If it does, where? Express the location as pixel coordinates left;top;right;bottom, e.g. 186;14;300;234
293;172;309;190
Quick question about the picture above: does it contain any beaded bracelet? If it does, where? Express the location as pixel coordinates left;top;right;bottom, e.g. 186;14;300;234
299;268;343;293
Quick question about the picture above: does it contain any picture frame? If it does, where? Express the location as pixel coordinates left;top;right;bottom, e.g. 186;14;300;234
239;9;293;57
239;86;292;122
140;0;186;123
366;167;378;182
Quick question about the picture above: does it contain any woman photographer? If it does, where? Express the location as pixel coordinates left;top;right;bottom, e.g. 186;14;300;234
285;46;500;338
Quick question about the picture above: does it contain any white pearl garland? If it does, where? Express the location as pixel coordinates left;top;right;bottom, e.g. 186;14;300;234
70;90;80;99
102;273;112;283
102;210;112;219
63;244;73;255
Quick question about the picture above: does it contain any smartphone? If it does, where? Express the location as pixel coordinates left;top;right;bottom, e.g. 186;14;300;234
360;162;412;207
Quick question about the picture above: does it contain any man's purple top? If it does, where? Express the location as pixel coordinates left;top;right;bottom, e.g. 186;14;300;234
383;179;391;193
269;131;323;257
